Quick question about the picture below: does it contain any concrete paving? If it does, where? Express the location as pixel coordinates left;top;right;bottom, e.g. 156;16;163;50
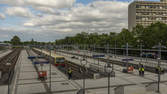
0;85;8;94
14;50;79;94
55;50;167;94
11;48;167;94
63;50;167;68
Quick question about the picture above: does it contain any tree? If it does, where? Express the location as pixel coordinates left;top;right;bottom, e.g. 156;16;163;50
54;22;167;49
11;35;21;45
142;22;167;48
116;28;135;47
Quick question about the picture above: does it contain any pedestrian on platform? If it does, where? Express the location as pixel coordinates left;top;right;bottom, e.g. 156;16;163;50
68;67;72;80
141;65;144;76
138;63;142;76
139;67;142;76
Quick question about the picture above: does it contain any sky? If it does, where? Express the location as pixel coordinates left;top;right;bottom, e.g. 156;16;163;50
0;0;158;42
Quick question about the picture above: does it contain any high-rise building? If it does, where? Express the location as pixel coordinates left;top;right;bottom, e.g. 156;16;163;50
128;0;167;31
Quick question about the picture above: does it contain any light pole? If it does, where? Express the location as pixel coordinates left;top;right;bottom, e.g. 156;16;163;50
106;62;112;94
125;43;129;67
139;43;144;63
107;44;110;94
80;57;87;94
140;43;142;62
126;43;128;58
49;44;52;92
152;42;166;93
41;46;43;56
157;57;160;93
114;38;117;58
157;42;162;93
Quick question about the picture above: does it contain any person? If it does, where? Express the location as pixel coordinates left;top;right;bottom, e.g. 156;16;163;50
139;67;142;76
138;63;142;76
128;65;134;72
68;68;72;79
141;65;144;76
130;65;134;71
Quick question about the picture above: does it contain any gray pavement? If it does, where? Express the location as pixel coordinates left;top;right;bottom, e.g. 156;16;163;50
55;49;167;94
18;48;167;94
14;50;79;94
65;50;167;68
0;85;8;94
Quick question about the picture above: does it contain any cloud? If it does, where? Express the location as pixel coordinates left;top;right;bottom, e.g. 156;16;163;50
0;0;25;6
33;6;56;14
24;1;129;33
6;7;34;18
0;13;5;19
0;0;129;41
26;0;76;8
24;14;71;26
0;26;74;41
0;0;75;9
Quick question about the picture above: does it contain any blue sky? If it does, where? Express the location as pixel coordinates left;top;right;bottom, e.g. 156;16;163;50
0;0;159;42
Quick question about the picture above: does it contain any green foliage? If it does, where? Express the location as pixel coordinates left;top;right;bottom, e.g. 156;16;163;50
11;35;21;45
55;22;167;48
143;22;167;48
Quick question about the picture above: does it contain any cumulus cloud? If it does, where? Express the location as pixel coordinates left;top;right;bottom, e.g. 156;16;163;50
0;13;5;19
26;0;75;8
24;1;129;33
33;6;56;14
6;7;34;18
0;0;25;6
0;0;129;41
0;0;75;9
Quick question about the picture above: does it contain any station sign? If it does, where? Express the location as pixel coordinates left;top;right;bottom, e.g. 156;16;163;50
122;58;133;62
92;54;105;58
28;56;36;59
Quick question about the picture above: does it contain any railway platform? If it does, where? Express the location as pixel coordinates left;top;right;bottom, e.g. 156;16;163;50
55;50;167;94
0;48;166;94
14;50;79;94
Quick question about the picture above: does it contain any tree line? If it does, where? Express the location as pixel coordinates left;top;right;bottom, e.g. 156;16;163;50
55;22;167;49
4;22;167;49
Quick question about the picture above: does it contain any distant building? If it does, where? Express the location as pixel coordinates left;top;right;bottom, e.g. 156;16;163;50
0;43;11;47
128;0;167;31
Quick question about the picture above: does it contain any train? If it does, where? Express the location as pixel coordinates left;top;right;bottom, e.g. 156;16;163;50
33;48;66;67
141;52;157;59
54;55;65;67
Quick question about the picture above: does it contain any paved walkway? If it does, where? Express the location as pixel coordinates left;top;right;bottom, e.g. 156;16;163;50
57;50;167;94
14;50;79;94
29;48;167;94
63;50;167;68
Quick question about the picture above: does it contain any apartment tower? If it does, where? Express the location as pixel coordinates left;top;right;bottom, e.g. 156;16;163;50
128;0;167;31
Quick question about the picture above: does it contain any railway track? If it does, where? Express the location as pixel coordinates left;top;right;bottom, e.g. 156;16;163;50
0;48;22;84
32;49;108;80
64;61;95;80
58;50;166;73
